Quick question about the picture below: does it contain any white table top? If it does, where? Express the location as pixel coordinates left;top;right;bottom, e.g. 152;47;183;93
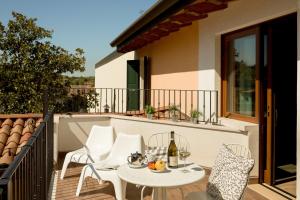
117;163;205;188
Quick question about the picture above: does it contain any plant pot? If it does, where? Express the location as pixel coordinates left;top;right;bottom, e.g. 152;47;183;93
171;115;178;122
104;108;109;113
147;114;153;120
191;118;198;124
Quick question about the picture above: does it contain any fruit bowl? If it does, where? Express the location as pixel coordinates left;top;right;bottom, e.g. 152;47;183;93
147;160;166;172
150;168;166;173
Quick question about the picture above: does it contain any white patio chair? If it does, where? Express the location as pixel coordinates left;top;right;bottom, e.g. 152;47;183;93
185;144;254;200
146;131;189;160
75;133;143;200
140;132;189;200
60;125;114;180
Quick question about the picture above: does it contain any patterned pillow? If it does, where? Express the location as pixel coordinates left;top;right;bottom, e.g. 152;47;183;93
207;144;254;200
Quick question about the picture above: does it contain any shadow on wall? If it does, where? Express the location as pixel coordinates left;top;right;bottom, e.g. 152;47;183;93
137;23;199;75
58;116;111;152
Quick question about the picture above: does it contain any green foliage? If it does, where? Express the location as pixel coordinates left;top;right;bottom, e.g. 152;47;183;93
65;76;95;86
169;104;178;115
0;12;85;114
57;90;99;113
144;105;155;114
190;109;202;118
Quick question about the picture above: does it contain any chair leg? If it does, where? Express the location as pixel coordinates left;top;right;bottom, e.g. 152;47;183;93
140;186;147;200
179;187;184;199
76;165;92;196
60;152;72;180
112;178;127;200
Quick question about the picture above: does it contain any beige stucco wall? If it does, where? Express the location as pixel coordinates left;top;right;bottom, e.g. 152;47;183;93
136;23;199;90
297;0;300;197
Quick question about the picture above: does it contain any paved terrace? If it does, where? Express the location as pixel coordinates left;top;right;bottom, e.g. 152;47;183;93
52;161;271;200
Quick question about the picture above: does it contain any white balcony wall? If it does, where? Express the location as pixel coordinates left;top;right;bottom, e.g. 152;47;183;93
55;115;259;177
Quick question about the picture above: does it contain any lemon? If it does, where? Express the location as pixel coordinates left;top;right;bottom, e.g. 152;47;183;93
155;160;165;171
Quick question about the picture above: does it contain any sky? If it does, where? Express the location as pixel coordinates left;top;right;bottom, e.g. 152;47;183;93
0;0;156;76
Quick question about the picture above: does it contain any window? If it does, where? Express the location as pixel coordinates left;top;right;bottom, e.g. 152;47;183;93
222;28;259;123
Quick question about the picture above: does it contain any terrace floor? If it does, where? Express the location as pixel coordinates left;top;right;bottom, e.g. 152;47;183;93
51;162;277;200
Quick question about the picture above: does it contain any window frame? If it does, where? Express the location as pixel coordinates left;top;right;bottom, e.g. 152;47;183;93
221;26;260;123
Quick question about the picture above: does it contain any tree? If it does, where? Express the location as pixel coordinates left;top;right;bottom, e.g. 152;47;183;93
0;12;85;113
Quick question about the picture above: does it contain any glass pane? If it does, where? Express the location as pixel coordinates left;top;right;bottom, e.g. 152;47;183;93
227;34;256;116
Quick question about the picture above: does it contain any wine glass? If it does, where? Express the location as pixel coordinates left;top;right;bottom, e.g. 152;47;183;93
179;145;191;173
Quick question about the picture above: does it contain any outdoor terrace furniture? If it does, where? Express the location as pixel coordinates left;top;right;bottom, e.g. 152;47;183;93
185;144;254;200
75;133;143;200
141;132;190;199
60;125;114;180
117;162;205;200
146;132;189;160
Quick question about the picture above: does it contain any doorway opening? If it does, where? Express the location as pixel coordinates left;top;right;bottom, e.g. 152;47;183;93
261;13;297;197
221;12;297;198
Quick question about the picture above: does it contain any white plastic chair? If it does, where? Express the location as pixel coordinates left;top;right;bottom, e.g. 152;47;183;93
75;133;143;200
60;125;114;180
185;144;254;200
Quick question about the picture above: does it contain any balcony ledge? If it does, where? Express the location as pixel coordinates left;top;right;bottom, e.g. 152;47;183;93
56;113;253;135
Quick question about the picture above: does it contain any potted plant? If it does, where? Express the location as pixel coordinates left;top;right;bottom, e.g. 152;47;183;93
103;104;110;113
169;105;179;122
145;105;155;119
190;109;202;124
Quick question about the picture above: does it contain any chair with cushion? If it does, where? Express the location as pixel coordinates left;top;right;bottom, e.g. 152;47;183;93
185;144;254;200
60;125;114;180
75;133;143;200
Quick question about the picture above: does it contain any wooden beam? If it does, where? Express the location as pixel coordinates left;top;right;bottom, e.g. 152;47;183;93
186;1;227;14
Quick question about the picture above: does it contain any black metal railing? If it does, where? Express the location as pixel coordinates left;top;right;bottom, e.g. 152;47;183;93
68;88;219;123
0;112;54;200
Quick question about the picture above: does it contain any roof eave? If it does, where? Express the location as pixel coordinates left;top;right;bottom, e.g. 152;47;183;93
110;0;197;47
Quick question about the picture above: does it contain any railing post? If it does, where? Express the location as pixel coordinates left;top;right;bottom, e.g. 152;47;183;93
43;89;48;118
215;91;219;124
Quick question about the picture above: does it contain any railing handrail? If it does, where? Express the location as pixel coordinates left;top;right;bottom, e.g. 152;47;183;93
0;112;54;199
70;87;219;92
0;121;46;181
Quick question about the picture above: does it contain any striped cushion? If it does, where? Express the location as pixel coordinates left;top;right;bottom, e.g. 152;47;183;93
145;146;168;161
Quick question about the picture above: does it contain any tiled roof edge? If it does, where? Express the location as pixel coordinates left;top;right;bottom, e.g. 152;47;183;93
0;114;43;119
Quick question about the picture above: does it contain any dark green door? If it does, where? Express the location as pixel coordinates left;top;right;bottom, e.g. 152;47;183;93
127;60;140;111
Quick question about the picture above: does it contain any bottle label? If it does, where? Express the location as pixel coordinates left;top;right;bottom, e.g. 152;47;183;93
169;156;178;167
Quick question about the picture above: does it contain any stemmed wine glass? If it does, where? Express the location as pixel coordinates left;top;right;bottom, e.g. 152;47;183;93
179;145;191;173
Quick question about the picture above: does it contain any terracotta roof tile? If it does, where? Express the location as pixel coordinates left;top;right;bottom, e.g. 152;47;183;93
0;125;11;135
0;115;43;166
13;118;24;127
2;119;13;127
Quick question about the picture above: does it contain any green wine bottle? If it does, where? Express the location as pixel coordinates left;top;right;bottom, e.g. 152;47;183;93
168;131;178;168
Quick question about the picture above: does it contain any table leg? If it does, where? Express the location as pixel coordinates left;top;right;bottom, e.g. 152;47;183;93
152;187;167;200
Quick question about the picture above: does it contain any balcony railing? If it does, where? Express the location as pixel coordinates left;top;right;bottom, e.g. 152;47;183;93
68;88;219;124
0;112;54;200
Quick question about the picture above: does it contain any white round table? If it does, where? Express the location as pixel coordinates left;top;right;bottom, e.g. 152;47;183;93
117;163;205;200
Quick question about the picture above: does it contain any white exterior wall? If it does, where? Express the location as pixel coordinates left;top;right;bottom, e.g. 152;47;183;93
95;51;135;112
195;0;297;185
297;0;300;197
197;0;297;92
95;51;134;89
